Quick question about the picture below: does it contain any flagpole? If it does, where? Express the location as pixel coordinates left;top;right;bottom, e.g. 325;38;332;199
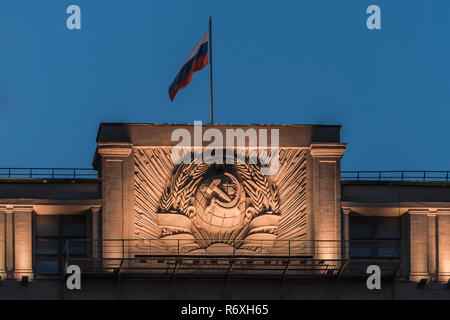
209;16;214;124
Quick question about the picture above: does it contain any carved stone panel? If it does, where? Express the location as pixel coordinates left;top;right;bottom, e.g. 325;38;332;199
134;148;308;255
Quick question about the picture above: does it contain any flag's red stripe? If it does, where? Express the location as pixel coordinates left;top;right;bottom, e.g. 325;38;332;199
169;54;208;101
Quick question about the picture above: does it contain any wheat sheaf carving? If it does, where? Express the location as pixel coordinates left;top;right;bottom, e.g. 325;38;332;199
233;162;280;214
159;161;209;214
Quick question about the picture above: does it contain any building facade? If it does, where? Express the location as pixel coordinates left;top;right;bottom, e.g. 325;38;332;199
0;123;449;299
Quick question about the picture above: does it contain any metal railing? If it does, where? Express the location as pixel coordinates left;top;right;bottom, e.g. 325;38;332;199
0;168;98;179
65;238;401;259
64;239;401;279
68;238;346;257
1;168;447;182
341;170;450;182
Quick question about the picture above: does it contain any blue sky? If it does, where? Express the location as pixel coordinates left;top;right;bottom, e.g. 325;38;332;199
0;1;449;171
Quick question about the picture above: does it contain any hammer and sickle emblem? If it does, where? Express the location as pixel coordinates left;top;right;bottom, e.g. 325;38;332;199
205;178;232;203
202;173;242;209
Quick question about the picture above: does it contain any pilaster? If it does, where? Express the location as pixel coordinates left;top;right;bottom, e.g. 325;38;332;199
408;209;429;281
427;210;437;281
341;208;351;260
437;211;450;282
5;206;14;279
13;205;34;280
91;205;102;259
0;206;6;279
97;143;134;259
309;143;346;260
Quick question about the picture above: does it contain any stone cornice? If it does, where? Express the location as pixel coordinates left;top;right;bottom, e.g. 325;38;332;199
341;201;450;209
309;143;347;158
0;199;101;206
12;205;34;213
408;209;429;215
97;143;132;157
0;204;33;213
408;208;450;215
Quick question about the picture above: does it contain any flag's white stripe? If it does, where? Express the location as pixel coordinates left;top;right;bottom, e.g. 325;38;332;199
183;31;209;66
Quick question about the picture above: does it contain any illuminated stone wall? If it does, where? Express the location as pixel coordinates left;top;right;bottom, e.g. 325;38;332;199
134;148;311;255
93;124;345;258
0;205;33;280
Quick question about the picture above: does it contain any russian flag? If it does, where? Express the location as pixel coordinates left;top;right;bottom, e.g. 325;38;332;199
169;31;209;101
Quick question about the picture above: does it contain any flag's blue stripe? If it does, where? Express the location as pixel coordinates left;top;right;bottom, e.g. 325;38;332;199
169;42;208;94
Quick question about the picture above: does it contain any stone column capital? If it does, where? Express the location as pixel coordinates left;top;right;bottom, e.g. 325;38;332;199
407;208;450;216
0;205;14;214
427;209;438;217
408;209;429;215
0;205;33;214
90;205;102;214
97;143;132;158
11;205;34;213
309;143;346;158
342;208;352;215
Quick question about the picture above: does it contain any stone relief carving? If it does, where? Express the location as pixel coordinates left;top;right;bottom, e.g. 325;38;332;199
135;148;307;255
157;157;281;253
